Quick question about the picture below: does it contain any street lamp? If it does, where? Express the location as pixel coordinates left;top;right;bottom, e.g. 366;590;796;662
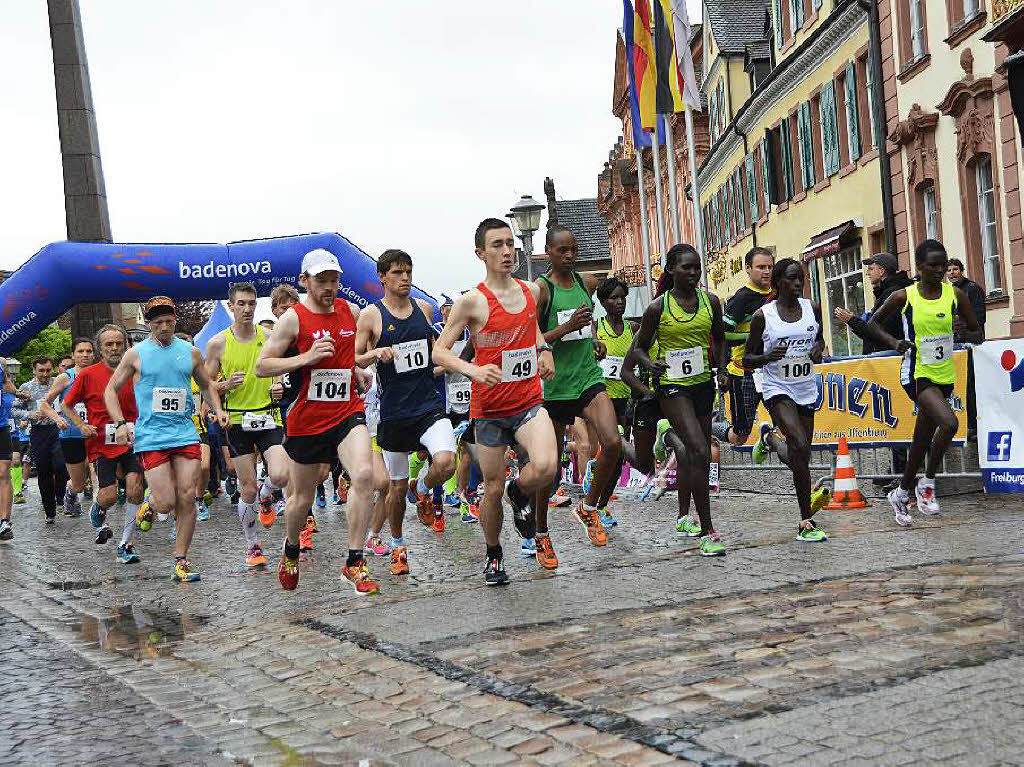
3;357;21;385
509;194;545;281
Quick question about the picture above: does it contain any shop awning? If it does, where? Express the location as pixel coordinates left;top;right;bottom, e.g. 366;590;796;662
800;220;856;262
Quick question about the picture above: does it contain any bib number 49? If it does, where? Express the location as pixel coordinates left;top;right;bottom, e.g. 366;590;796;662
501;348;538;382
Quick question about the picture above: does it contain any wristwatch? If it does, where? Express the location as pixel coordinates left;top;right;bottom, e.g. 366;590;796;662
537;343;553;353
114;420;127;428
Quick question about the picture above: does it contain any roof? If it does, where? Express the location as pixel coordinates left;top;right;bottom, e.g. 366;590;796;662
552;198;612;263
745;40;771;61
706;0;770;54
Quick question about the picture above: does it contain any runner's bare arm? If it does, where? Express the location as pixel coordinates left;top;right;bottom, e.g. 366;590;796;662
39;373;71;428
355;304;387;367
536;277;591;344
627;297;667;375
256;308;328;377
528;282;555;380
204;333;237;394
810;303;827;362
193;347;228;427
742;311;785;369
953;286;982;344
432;291;500;386
708;293;730;390
103;348;139;424
620;336;651;399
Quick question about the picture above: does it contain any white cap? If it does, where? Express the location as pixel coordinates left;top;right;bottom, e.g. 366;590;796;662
301;248;342;276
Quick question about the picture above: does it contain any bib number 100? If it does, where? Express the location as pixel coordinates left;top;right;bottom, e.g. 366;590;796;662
779;359;813;380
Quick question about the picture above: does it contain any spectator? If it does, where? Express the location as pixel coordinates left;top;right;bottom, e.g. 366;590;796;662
947;258;986;342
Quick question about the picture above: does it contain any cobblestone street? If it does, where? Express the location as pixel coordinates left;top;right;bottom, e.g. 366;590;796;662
1;473;1022;765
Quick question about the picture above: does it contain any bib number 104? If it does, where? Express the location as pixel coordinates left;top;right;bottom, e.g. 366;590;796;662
308;369;351;402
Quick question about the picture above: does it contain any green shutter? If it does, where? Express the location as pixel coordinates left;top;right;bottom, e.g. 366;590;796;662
760;138;772;211
790;0;803;29
737;170;747;232
747;155;759;223
821;82;839;177
780;119;794;200
774;0;784;48
724;184;733;241
845;61;861;162
800;101;815;189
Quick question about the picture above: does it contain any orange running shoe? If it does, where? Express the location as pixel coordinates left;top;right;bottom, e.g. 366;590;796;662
574;501;608;546
390;545;410;575
258;498;276;528
342;559;380;595
338;480;349;505
432;504;445;532
416;494;434;527
278;549;299;590
306;513;318;533
536;533;559;569
246;543;267;569
299;525;314;552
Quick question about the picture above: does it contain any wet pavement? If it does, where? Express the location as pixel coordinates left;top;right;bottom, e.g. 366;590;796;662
1;466;1022;765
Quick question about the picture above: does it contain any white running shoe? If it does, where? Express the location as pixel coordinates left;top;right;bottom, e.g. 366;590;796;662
889;487;913;527
915;479;940;515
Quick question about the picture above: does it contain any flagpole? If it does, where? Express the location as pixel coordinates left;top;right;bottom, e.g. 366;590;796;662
663;117;681;244
649;132;668;264
636;147;655;302
684;102;707;288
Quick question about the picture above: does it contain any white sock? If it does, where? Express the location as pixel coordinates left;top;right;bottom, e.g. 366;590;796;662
121;503;139;546
259;478;279;503
238;501;260;546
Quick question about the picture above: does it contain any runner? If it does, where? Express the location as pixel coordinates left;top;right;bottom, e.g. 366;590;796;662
10;401;29;505
0;360;25;541
13;357;69;524
61;325;147;559
176;333;213;523
103;298;228;581
256;248;379;594
531;224;620;567
434;295;474;511
205;282;290;569
433;218;557;585
742;258;830;541
595;277;636;437
40;339;96;518
712;247;775;449
355;249;456;576
359;367;393;558
623;243;729;555
844;239;982;525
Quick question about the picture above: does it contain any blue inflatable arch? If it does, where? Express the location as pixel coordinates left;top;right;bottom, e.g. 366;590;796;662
0;233;438;355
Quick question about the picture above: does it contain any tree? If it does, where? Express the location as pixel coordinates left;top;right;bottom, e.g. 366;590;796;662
11;326;72;384
174;301;215;338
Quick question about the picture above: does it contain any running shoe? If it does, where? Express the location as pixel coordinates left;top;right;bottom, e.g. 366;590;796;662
582;459;596;495
390;546;410;575
258;498;276;528
406;485;419;506
90;502;105;529
598;508;617;528
315;485;327;508
416;494;434;527
573;501;608;546
342;559;380;595
172;559;201;583
460;500;478;524
889;487;913;527
796;522;828;542
810;486;831;514
698;533;726;557
246;543;267;569
654;419;671;465
915;479;940;516
365;536;391;557
675;516;702;537
0;520;12;541
640;478;667;502
337;480;348;505
13;492;25;505
117;544;140;564
535;534;558;569
95;524;112;545
196;500;210;522
432;503;446;533
224;474;238;496
752;423;773;465
484;556;509;586
135;501;154;533
521;537;537;558
504;479;535;540
299;525;314;553
443;492;461;508
548;488;572;507
331;490;341;505
62;487;77;517
45;512;55;525
275;499;285;517
278;545;299;590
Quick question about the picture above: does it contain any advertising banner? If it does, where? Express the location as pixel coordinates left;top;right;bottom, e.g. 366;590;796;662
975;339;1024;493
726;350;969;448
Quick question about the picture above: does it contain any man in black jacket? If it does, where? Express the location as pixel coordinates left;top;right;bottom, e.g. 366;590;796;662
947;258;986;342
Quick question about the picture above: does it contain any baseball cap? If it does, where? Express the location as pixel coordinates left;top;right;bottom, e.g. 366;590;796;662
862;252;898;274
301;248;342;276
143;295;177;320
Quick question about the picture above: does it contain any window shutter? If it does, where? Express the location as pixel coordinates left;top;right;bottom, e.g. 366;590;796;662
845;62;861;163
821;82;839;176
760;137;772;211
780;119;794;199
737;169;747;232
790;0;803;29
774;0;784;48
747;154;759;223
802;101;816;188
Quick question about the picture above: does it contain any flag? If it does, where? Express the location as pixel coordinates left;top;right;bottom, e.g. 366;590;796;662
194;300;232;358
669;0;702;110
652;0;684;114
632;0;658;131
621;2;651;149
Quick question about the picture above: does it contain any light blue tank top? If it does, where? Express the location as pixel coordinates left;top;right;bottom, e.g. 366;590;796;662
58;368;83;440
133;337;199;453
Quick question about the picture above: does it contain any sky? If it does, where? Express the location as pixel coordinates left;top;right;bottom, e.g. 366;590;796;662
1;1;701;302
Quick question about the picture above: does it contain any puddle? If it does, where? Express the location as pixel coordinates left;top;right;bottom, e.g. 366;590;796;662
67;605;209;659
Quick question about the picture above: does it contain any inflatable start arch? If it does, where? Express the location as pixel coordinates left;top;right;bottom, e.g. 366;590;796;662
0;233;438;355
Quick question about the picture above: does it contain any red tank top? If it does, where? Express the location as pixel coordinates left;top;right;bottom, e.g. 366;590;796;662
63;362;138;461
287;299;364;437
470;280;543;419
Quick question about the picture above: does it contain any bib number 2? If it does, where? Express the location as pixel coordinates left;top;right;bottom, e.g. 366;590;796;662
308;369;352;402
501;348;537;383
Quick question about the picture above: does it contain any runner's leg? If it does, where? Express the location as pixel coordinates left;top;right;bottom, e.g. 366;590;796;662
899;400;939;493
476;444;509;549
766;400;814;521
659;396;714;535
337;424;374;561
170;455;200;559
581;393;622;509
232;452;263;550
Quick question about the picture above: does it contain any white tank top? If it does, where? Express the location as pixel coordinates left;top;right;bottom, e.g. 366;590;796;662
760;298;819;407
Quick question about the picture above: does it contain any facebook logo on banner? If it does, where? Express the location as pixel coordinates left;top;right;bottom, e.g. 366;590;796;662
988;432;1013;462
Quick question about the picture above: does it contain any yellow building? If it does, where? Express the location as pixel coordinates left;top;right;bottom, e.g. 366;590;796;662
697;0;887;356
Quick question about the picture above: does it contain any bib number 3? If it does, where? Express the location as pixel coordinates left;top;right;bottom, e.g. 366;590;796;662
501;348;537;382
152;387;186;414
308;369;352;402
919;335;953;366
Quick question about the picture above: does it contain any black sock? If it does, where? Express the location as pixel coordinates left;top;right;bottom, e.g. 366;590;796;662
486;544;502;561
508;479;529;508
346;549;363;567
284;540;301;560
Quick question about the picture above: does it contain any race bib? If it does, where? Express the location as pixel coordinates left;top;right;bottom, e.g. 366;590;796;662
393;339;429;374
104;423;117;445
448;380;472;407
666;347;705;379
557;309;592;341
777;355;814;381
919;334;953;366
241;411;275;432
308;369;351;402
600;356;624;380
152;387;186;414
752;368;765;393
74;403;88;424
501;348;537;382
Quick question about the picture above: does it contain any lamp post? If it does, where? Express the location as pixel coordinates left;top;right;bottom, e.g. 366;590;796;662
509;194;545;282
3;357;21;385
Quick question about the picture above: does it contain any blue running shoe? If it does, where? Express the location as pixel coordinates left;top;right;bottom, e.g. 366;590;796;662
117;544;140;564
582;459;596;495
443;493;461;508
89;502;105;529
599;508;617;528
460;500;478;523
406;486;418;506
196;500;210;522
521;537;537;558
332;490;341;505
315;486;327;508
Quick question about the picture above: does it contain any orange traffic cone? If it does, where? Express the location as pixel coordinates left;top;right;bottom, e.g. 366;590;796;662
825;436;869;509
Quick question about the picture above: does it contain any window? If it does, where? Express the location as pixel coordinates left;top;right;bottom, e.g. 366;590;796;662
975;157;1002;294
780;119;795;199
823;245;865;356
789;0;804;30
864;56;879;149
909;0;926;61
735;168;747;233
774;0;784;49
746;155;760;223
760;137;772;212
923;185;938;240
845;61;862;162
820;82;841;177
798;101;816;190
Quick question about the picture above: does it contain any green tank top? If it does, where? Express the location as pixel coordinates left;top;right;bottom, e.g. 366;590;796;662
539;272;605;401
902;282;956;385
596;318;633;400
655;289;713;387
222;326;282;426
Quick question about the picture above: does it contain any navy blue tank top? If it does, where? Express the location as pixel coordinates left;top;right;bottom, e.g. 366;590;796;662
377;300;442;423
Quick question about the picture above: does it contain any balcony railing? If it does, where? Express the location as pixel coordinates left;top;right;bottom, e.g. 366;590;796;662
993;0;1024;23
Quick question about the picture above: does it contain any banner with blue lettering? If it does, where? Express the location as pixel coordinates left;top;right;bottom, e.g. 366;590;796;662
976;339;1024;493
0;233;438;356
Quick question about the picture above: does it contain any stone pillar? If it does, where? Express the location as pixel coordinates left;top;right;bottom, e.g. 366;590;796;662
48;0;115;337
